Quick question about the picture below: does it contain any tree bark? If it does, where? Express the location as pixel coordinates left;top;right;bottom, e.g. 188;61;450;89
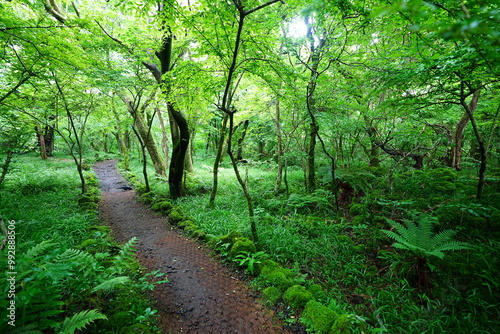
149;15;190;199
459;87;484;198
208;114;228;207
236;119;249;161
273;95;284;193
0;150;14;187
451;112;470;170
157;107;170;170
36;125;48;160
123;97;166;176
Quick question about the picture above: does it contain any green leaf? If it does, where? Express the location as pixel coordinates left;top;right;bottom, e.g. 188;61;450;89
60;309;107;334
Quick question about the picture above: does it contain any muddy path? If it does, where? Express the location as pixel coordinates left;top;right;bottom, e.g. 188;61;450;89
93;160;289;334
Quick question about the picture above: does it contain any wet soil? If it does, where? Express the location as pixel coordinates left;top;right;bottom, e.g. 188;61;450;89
93;160;290;334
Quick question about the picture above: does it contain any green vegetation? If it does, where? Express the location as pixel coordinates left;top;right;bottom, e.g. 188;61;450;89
126;157;500;333
0;155;162;333
2;0;499;333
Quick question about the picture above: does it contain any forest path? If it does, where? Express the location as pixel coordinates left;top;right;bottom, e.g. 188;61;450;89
93;160;289;334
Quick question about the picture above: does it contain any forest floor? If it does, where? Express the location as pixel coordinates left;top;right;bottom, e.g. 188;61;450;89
93;160;290;334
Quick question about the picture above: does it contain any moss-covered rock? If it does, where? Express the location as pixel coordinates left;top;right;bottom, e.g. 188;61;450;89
302;300;338;334
261;286;282;306
191;229;206;240
329;314;353;334
229;237;256;258
183;224;206;239
152;201;174;213
218;231;243;247
206;234;219;247
283;285;315;309
257;260;295;291
168;209;185;224
308;284;327;302
178;220;195;228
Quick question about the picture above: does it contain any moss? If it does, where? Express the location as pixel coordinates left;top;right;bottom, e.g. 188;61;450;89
283;285;315;309
308;284;327;302
184;225;204;238
139;192;155;204
302;300;338;334
258;260;294;291
178;220;195;228
218;231;243;247
329;314;353;334
190;229;206;240
261;286;282;306
206;234;219;247
229;237;257;258
152;201;174;213
168;209;185;224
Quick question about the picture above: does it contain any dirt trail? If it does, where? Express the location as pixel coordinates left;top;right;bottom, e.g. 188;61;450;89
94;160;289;334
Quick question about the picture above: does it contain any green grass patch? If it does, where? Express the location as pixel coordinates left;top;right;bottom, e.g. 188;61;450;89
0;153;162;333
126;157;500;334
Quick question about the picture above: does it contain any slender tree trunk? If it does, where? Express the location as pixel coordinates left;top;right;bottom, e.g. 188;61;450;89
45;119;55;157
167;103;190;199
209;114;228;207
152;14;190;199
451;112;470;170
274;95;284;193
236;119;249;161
157;107;170;170
460;87;484;198
227;111;257;243
0;151;14;187
36;125;48;160
129;104;166;176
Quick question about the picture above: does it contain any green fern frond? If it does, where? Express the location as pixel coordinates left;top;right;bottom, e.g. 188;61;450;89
55;248;95;265
60;309;107;334
383;215;469;260
116;237;138;261
92;276;131;292
23;240;56;260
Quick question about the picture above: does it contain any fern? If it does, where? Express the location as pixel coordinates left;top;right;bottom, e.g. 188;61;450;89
110;237;138;275
60;309;107;334
22;240;57;260
383;214;469;260
91;276;131;292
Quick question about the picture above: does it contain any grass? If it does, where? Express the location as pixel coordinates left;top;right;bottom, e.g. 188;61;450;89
126;156;500;333
0;153;162;334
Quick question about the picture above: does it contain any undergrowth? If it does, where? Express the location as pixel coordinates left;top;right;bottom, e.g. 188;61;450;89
0;154;162;333
126;158;500;333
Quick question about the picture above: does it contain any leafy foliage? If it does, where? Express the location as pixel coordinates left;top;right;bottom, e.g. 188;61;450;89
382;214;470;260
60;310;107;334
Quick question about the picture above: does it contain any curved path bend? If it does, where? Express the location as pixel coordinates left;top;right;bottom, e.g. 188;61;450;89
94;160;289;334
